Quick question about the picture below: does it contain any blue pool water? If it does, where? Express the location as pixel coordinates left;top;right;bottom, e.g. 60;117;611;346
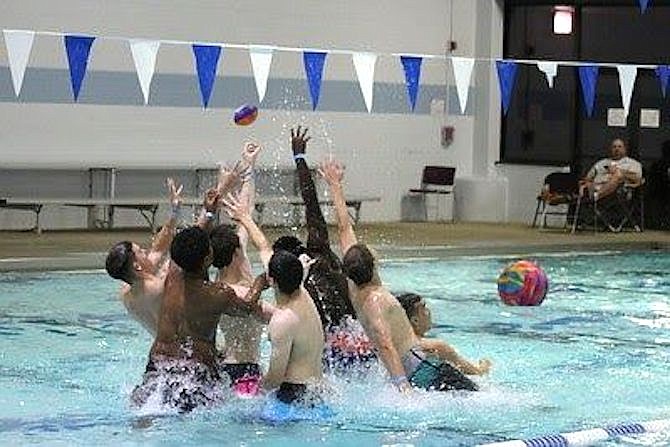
1;250;670;446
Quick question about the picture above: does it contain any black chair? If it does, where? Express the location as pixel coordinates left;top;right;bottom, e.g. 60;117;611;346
531;172;580;229
409;166;455;221
572;179;645;233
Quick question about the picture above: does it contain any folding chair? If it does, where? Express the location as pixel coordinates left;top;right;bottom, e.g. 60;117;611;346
409;166;455;221
572;179;645;233
531;172;580;229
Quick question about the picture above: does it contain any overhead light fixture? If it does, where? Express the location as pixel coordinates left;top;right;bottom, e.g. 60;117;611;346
553;6;574;35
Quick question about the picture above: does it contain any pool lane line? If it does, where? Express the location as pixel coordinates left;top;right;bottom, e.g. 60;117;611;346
477;419;670;447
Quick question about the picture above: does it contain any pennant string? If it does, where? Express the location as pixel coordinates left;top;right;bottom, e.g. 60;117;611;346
10;28;663;69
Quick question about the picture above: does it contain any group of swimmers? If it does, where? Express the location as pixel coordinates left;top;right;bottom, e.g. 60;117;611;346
105;127;492;413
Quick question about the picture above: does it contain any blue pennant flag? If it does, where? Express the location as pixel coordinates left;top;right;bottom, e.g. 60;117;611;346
64;35;95;101
639;0;651;13
656;65;670;97
400;56;422;111
192;45;222;108
578;65;599;117
303;51;327;110
495;60;518;115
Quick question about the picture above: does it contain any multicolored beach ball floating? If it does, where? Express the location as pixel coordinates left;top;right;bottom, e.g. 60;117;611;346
234;104;258;126
497;260;548;306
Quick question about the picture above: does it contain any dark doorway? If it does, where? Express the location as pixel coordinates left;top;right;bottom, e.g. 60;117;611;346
503;1;670;229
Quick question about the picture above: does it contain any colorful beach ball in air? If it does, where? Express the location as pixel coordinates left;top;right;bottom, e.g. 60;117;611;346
497;260;548;306
234;104;258;126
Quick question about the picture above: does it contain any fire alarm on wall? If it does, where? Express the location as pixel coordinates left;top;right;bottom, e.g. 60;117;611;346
441;126;454;148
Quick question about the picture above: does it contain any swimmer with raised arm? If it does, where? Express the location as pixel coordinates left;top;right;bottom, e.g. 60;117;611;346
105;178;183;335
210;142;273;395
223;194;326;405
280;127;374;371
105;163;244;336
320;159;478;393
131;224;269;413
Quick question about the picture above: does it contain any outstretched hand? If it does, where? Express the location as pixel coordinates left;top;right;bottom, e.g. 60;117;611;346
477;359;492;375
221;192;249;222
291;126;311;156
242;142;262;167
203;187;221;213
166;177;184;209
318;158;345;186
217;161;244;195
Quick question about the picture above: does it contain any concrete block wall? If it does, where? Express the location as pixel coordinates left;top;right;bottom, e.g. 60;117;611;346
0;0;551;229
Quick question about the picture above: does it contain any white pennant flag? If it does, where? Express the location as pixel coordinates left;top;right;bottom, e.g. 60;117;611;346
617;65;637;119
3;30;35;97
249;46;273;103
352;52;377;113
536;61;558;88
451;57;475;114
129;39;160;105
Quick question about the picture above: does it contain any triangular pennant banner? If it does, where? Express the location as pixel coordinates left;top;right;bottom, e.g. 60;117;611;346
639;0;651;13
352;52;377;113
303;51;327;110
400;56;422;111
192;44;222;108
249;46;273;103
656;65;670;97
578;65;599;117
496;60;518;115
536;61;558;88
617;65;637;120
129;40;160;105
3;30;35;97
64;35;95;101
451;57;475;114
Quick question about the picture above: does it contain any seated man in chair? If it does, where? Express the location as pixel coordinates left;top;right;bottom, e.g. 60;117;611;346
580;138;642;201
576;138;643;232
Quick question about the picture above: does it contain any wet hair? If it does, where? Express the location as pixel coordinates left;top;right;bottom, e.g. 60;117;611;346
397;293;423;319
170;226;211;273
342;244;375;286
210;224;240;269
268;250;304;295
272;235;306;257
105;241;135;284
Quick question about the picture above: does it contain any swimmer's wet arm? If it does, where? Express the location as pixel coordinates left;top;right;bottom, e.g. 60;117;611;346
292;127;330;250
366;306;407;383
418;338;491;375
327;179;357;255
263;315;294;389
236;212;273;269
236;175;255;278
213;274;266;317
149;178;182;262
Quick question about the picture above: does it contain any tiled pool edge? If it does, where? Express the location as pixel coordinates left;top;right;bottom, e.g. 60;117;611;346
0;241;668;272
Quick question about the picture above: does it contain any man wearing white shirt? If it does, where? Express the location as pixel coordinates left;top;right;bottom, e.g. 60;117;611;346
580;138;642;201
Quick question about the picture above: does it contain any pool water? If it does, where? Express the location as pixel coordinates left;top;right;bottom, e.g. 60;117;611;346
1;250;669;446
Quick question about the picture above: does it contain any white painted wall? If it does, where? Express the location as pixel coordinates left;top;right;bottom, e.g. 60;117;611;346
0;0;558;229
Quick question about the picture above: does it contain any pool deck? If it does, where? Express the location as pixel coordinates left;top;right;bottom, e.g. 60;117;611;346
0;222;669;271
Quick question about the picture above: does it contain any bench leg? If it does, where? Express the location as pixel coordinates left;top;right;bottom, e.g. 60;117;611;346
351;202;362;223
35;205;43;235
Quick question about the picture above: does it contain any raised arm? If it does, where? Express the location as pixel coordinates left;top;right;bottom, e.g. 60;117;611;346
222;192;273;269
291;126;330;251
148;178;182;265
196;187;222;231
236;142;262;278
319;159;357;254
